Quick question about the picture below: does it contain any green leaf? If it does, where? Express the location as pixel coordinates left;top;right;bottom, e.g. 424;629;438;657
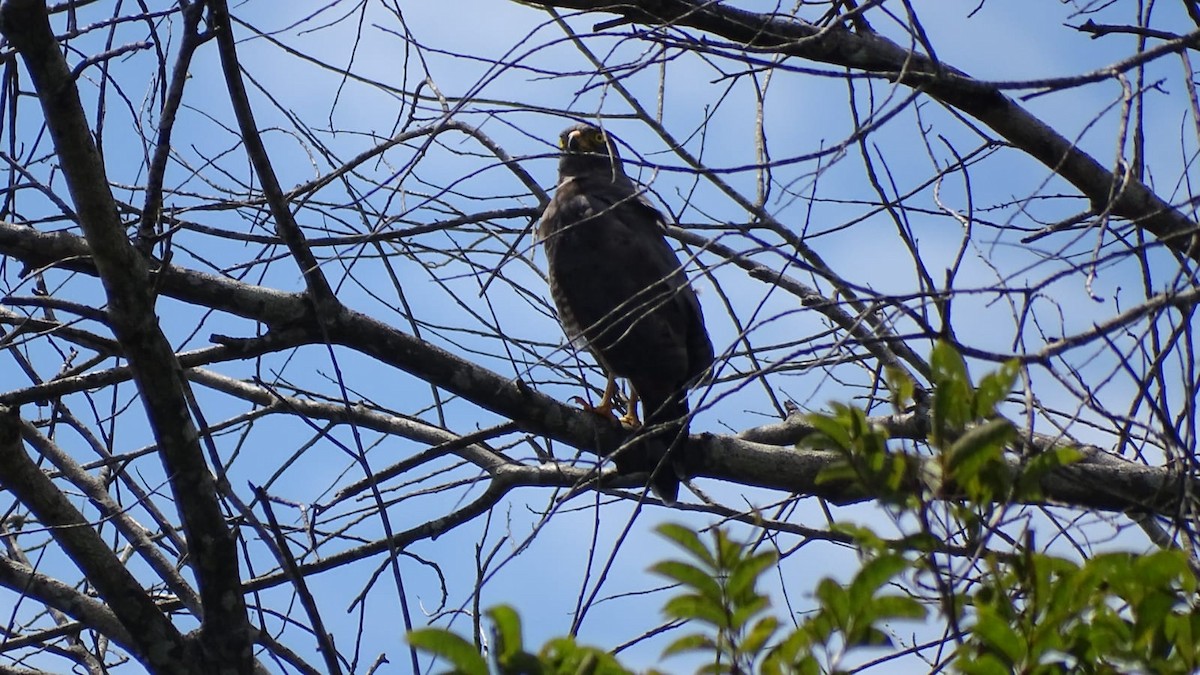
651;560;723;603
1133;592;1175;647
931;340;972;389
762;629;810;672
815;577;850;627
816;460;861;486
730;595;771;630
957;653;1019;675
742;615;780;654
1016;445;1082;497
1164;613;1199;670
656;523;716;569
407;628;488;675
728;550;777;601
970;614;1024;665
487;605;523;660
713;528;742;571
541;638;632;675
869;594;927;621
848;554;908;608
795;655;822;675
974;358;1019;417
848;626;894;648
1135;550;1191;590
802;410;854;452
948;419;1015;475
803;610;834;645
763;624;811;667
946;419;1015;501
830;522;886;551
931;341;975;444
884;365;915;411
663;594;728;627
499;653;543;674
661;633;715;657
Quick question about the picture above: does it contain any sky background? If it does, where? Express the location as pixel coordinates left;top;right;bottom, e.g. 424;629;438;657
2;0;1197;672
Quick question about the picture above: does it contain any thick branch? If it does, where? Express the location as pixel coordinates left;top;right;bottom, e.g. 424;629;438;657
207;0;336;309
0;1;252;670
0;406;188;669
0;555;135;655
20;420;201;613
531;0;1200;261
694;430;1185;515
0;219;1184;518
137;2;207;253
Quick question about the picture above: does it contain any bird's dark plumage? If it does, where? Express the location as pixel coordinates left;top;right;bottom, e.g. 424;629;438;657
539;123;714;503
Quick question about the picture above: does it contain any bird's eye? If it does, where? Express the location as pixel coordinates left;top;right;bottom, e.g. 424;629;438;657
561;128;607;153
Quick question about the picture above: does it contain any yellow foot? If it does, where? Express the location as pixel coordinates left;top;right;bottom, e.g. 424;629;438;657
571;374;621;420
617;388;641;429
569;395;617;419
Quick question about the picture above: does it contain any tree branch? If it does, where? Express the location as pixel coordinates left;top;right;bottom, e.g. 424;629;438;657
0;219;1184;518
0;406;187;670
530;0;1200;261
207;0;337;310
0;1;252;669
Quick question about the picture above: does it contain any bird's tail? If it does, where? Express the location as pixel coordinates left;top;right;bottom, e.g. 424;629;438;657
616;384;691;504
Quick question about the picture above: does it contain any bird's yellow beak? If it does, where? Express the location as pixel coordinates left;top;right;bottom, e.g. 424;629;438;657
565;129;584;150
563;127;604;152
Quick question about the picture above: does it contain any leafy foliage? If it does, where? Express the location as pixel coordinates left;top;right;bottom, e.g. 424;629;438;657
410;533;1200;674
961;549;1200;674
806;401;918;506
652;523;784;672
409;344;1194;674
409;605;636;675
809;341;1082;509
410;523;925;674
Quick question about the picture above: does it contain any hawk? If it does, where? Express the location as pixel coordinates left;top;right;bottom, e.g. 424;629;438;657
539;123;714;503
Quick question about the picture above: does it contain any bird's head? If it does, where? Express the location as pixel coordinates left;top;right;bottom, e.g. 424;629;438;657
556;123;627;180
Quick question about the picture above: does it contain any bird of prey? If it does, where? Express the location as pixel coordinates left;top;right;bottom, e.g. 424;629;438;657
539;123;714;503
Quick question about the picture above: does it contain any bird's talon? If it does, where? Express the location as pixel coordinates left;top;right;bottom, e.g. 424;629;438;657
617;411;641;429
570;396;618;420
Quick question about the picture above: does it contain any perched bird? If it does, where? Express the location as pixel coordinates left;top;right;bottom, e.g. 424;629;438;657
539;123;714;503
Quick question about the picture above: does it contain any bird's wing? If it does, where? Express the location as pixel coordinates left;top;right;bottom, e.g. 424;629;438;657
544;179;710;389
625;192;715;382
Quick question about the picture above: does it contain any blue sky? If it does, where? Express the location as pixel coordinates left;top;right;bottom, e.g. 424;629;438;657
2;0;1196;672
